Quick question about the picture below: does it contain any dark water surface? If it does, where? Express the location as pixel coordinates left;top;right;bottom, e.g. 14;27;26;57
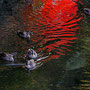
0;0;90;90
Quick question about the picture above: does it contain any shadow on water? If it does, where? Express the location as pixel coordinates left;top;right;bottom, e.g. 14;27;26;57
0;0;90;90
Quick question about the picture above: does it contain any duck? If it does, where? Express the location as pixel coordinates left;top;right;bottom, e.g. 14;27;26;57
17;30;33;42
27;48;49;60
25;59;38;74
25;59;36;71
27;49;38;59
25;59;43;73
0;52;17;62
83;8;90;15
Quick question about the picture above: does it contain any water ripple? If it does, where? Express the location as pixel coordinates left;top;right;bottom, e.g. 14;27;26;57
22;0;84;61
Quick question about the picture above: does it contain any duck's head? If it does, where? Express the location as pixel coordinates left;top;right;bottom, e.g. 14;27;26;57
0;52;6;57
27;49;37;58
28;49;34;54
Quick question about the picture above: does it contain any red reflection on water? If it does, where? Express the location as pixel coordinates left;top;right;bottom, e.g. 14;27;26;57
22;0;84;61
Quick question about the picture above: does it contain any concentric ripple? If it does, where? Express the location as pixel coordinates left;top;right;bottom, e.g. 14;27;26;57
22;0;84;61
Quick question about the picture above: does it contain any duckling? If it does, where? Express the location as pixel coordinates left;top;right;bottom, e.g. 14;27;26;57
0;52;17;62
27;49;37;59
17;30;33;42
84;8;90;15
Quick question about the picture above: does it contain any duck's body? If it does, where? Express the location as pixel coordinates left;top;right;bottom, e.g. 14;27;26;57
27;49;37;59
0;52;17;62
25;59;43;72
25;59;36;70
17;31;33;42
84;8;90;15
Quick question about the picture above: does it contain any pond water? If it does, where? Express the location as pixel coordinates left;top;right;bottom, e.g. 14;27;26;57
0;0;90;90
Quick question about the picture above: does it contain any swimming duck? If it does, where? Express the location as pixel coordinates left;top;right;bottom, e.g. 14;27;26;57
27;49;38;59
25;59;36;70
0;52;17;62
25;59;43;73
84;8;90;15
27;48;49;60
17;30;33;42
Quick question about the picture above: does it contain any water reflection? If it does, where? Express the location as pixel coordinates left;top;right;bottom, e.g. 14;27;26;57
0;0;90;90
22;0;84;61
